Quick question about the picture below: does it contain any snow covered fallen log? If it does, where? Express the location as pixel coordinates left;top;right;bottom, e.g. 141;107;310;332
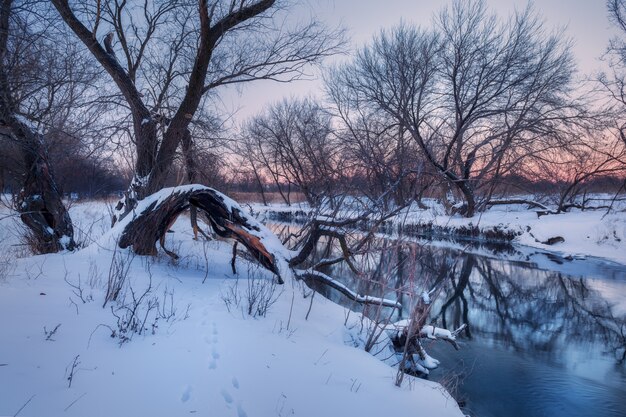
484;198;550;211
388;319;468;376
116;185;291;283
295;269;402;309
390;319;467;350
113;185;403;310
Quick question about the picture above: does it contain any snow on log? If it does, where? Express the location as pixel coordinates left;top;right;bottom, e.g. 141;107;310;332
116;185;290;283
390;320;467;350
295;269;402;309
485;199;550;211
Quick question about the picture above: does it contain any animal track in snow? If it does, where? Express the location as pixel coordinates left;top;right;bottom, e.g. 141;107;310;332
237;402;248;417
207;322;219;369
181;385;192;403
220;388;233;404
232;377;239;389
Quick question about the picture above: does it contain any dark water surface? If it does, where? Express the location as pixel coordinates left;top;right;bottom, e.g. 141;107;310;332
425;252;626;417
269;223;626;417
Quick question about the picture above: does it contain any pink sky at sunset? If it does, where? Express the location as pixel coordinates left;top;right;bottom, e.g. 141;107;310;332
222;0;617;123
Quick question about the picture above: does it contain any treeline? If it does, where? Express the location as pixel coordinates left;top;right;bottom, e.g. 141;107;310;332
1;0;626;216
231;1;626;215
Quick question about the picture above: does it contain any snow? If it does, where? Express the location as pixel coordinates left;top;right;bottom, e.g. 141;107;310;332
0;200;464;417
389;321;455;341
255;196;626;266
420;325;453;341
107;185;296;281
449;206;626;264
15;113;42;134
59;235;72;249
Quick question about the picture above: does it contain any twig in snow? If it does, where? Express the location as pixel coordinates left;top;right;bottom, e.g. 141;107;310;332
64;392;87;411
314;348;328;366
65;355;81;388
13;394;35;417
305;290;315;321
44;323;61;341
286;291;294;330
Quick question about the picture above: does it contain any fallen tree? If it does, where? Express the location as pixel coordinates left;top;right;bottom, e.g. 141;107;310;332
117;185;288;281
115;185;401;306
115;185;466;380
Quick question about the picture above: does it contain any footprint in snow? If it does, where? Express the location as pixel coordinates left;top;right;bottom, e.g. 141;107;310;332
237;402;248;417
181;385;192;403
207;322;219;369
220;388;233;404
232;377;239;389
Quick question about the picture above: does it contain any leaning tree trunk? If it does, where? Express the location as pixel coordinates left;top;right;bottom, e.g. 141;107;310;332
181;128;205;240
117;185;286;283
0;0;75;253
0;106;76;253
116;185;406;309
13;129;76;253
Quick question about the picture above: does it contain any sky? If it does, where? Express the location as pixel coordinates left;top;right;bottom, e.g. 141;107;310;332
221;0;617;123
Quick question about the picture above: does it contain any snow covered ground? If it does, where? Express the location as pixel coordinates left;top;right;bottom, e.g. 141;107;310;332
255;197;626;266
0;199;464;417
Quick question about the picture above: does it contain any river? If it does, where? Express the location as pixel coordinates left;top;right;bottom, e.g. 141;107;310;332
269;222;626;417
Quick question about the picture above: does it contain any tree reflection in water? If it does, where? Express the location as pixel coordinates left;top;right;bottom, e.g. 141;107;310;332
430;253;626;364
318;237;626;365
271;222;626;416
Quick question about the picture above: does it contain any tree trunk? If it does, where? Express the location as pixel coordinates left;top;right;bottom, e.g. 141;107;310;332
180;128;205;239
0;0;75;253
462;186;476;217
117;186;284;283
14;130;77;253
449;181;476;217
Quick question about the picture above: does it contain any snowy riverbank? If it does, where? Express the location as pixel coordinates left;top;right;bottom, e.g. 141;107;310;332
254;197;626;266
0;200;464;417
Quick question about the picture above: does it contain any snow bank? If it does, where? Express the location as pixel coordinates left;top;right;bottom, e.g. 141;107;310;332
255;197;626;266
0;201;463;417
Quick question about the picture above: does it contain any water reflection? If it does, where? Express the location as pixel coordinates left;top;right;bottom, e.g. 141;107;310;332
269;223;626;417
434;255;626;364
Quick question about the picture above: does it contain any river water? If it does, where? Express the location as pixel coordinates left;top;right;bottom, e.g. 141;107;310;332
270;223;626;417
423;251;626;417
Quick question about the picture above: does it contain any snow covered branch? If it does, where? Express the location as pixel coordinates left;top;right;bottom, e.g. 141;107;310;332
294;269;402;309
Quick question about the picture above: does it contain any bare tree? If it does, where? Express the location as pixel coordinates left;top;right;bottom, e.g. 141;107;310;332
329;0;581;217
0;0;76;252
604;1;626;155
49;0;345;221
326;77;431;209
240;97;340;207
524;133;626;212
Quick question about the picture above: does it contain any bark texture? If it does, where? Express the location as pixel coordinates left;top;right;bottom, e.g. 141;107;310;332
0;0;75;253
117;186;282;282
